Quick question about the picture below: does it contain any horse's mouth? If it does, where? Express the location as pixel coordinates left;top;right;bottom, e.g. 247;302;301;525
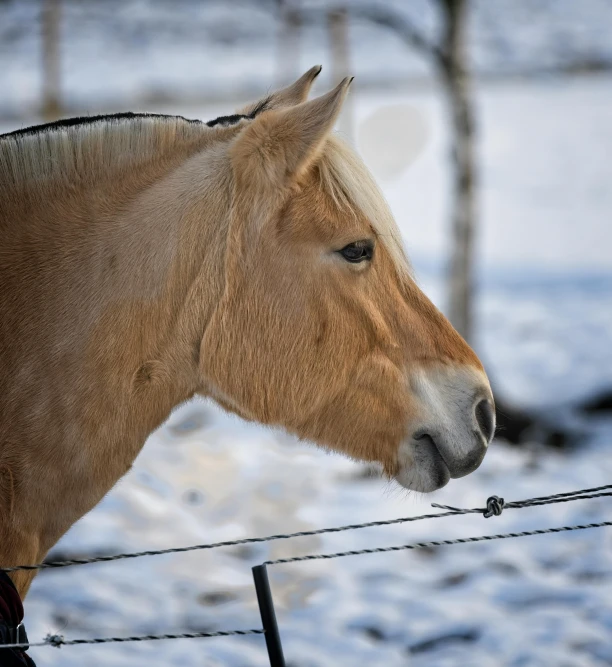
395;435;451;493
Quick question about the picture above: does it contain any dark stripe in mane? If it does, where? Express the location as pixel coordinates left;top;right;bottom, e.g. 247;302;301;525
206;96;272;127
0;96;273;140
0;112;202;140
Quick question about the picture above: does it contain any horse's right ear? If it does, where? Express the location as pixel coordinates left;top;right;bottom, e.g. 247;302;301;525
238;65;323;115
231;77;353;191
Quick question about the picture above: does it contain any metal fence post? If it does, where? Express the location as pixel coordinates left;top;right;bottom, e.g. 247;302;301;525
252;564;285;667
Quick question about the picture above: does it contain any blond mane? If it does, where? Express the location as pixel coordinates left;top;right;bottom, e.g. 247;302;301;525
0;115;212;192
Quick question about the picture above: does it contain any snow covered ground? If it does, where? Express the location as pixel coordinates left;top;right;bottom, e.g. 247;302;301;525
1;73;603;666
25;398;612;667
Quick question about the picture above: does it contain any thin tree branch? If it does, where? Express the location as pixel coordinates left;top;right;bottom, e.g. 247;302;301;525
349;4;444;63
298;3;444;64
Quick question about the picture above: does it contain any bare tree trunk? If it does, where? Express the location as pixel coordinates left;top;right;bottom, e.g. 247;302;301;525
437;0;545;443
276;0;302;86
41;0;62;121
327;8;354;142
438;0;475;343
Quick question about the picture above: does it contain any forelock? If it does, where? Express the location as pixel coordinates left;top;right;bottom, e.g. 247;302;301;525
317;136;411;276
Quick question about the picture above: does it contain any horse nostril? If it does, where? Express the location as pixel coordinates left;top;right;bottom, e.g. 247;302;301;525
475;399;495;443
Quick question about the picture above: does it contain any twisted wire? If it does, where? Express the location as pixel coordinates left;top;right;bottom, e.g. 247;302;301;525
264;520;612;565
0;629;264;650
1;484;610;653
2;483;610;573
432;484;612;515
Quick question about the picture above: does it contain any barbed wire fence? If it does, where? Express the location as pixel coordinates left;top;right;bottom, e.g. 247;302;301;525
1;483;610;666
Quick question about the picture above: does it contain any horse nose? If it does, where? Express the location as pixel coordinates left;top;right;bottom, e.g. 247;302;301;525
439;392;494;478
441;392;494;477
475;398;495;443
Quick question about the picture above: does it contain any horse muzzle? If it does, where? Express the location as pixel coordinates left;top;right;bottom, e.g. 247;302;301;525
395;366;495;492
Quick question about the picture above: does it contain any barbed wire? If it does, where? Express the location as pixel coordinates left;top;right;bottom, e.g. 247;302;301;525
0;628;264;651
1;482;610;655
4;518;611;651
2;483;610;574
264;519;612;566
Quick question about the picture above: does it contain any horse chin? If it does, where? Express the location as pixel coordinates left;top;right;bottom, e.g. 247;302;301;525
394;438;451;493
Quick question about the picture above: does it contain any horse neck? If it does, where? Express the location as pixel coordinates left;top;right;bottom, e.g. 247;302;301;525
18;143;231;398
98;145;232;389
0;143;232;587
65;144;233;423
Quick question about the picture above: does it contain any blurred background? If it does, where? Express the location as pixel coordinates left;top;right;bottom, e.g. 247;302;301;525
2;0;612;665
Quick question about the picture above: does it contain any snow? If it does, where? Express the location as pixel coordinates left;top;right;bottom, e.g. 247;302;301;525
22;402;612;666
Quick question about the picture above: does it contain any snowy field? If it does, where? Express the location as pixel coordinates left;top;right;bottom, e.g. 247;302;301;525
0;73;603;666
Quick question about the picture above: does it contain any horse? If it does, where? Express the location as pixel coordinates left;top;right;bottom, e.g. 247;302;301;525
0;66;495;604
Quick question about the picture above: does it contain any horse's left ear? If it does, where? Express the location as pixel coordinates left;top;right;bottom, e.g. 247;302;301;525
238;65;323;115
231;76;353;188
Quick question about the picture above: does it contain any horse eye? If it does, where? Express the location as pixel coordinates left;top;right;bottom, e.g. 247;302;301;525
338;241;374;263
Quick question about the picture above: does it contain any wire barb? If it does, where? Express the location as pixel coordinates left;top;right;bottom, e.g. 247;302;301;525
45;633;64;648
484;496;505;518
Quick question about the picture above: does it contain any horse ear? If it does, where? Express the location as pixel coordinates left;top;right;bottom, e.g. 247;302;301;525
238;65;323;116
231;76;353;187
